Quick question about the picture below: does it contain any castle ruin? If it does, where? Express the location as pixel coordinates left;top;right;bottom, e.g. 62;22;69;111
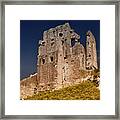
20;23;98;99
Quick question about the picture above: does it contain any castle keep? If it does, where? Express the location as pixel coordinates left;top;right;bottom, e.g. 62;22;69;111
20;23;98;99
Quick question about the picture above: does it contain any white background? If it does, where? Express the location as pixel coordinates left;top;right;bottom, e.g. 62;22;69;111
5;5;115;115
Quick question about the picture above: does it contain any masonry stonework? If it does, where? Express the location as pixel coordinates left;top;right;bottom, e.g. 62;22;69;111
20;73;37;99
20;23;98;99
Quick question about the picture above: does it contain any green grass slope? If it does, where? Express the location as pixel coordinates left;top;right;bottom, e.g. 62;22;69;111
26;81;100;100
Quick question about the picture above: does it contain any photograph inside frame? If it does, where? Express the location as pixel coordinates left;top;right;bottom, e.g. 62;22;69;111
20;20;100;100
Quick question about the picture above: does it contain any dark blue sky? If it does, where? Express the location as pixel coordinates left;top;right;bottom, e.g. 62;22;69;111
20;20;100;79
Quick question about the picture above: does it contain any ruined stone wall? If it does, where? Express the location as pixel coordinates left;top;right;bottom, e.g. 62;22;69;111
20;73;37;99
37;28;59;91
80;44;86;69
37;51;58;92
37;23;82;90
86;31;98;69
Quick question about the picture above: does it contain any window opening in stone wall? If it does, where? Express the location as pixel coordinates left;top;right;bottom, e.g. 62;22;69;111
62;40;64;45
82;58;84;64
71;38;75;46
50;56;53;62
88;62;90;65
64;57;67;59
41;41;45;46
86;67;89;70
65;50;67;59
51;38;54;41
42;58;45;64
89;55;91;57
59;33;63;37
51;42;54;46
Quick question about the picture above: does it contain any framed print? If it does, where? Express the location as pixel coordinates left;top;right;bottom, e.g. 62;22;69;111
0;0;120;119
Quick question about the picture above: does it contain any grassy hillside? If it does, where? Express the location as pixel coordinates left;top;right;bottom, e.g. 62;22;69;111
26;80;100;100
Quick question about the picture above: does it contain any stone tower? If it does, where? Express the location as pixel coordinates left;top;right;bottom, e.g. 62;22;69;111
37;23;85;91
86;31;98;70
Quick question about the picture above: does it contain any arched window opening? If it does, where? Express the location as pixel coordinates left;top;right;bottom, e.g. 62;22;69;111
42;58;45;64
50;56;53;62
